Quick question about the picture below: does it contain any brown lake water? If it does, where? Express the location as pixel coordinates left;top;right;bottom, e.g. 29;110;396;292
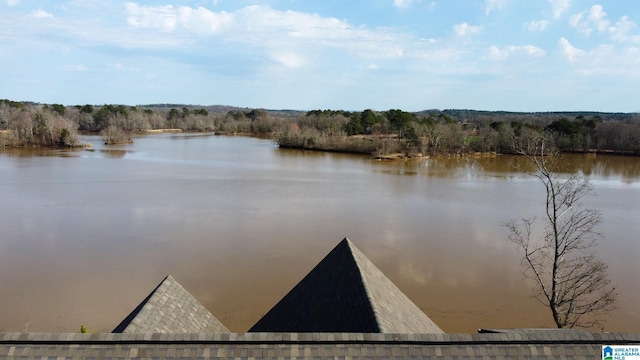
0;133;639;333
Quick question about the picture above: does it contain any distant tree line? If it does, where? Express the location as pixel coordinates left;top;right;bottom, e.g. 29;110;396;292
276;108;640;157
0;100;285;147
1;99;639;157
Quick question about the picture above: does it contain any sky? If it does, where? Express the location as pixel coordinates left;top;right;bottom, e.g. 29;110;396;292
1;0;639;112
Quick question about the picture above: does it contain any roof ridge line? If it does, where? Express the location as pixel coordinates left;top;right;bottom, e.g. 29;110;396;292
342;239;384;331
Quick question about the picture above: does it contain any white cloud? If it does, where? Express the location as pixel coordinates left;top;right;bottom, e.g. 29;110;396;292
518;45;546;57
608;16;634;41
122;3;408;60
484;0;507;16
488;45;546;60
6;0;20;6
487;47;505;60
453;22;483;37
393;0;414;9
608;16;640;43
393;0;433;10
588;5;609;32
569;5;640;43
124;3;234;34
558;37;585;62
569;5;609;36
125;3;180;32
29;9;53;19
269;51;304;69
548;0;570;19
177;6;233;35
524;20;549;32
556;43;640;81
568;12;583;30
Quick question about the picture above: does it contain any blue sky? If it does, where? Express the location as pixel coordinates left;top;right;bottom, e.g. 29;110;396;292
1;0;639;112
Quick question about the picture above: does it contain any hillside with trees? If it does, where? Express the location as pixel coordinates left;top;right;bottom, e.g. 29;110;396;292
1;99;639;157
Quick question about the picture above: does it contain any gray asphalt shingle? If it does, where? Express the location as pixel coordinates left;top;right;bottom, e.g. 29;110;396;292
1;332;637;359
112;275;229;334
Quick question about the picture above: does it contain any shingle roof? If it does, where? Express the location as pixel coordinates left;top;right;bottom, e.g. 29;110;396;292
112;275;228;333
249;238;443;333
3;331;638;359
479;328;595;335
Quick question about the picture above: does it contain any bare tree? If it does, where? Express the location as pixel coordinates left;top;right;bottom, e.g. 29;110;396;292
504;136;616;329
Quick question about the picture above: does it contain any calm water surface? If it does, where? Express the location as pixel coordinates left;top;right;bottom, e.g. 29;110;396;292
0;133;638;333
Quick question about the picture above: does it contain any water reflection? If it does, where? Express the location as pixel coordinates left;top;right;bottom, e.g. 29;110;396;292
0;134;639;333
0;147;81;158
585;155;640;182
90;149;129;159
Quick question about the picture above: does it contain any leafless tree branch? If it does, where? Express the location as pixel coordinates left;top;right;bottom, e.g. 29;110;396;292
504;134;617;329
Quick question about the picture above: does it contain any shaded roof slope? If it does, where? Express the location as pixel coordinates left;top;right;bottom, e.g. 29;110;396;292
113;275;228;333
250;238;443;333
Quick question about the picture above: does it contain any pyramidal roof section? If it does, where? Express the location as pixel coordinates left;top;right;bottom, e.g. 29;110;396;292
250;238;443;333
112;275;229;333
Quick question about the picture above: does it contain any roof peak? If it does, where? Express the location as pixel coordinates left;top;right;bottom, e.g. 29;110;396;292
250;238;443;333
113;275;228;334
